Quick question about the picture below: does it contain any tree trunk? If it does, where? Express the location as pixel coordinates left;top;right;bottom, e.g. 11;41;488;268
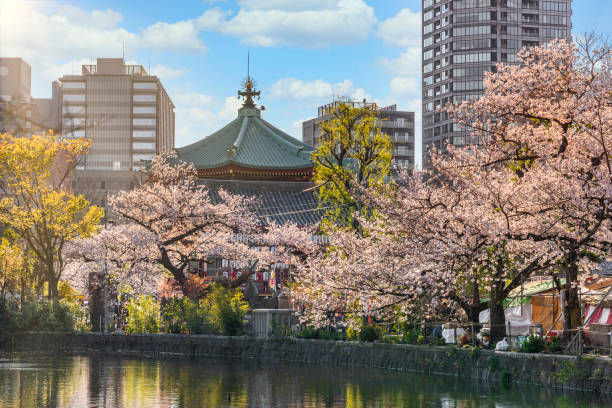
489;285;507;343
48;275;59;302
20;278;26;310
88;272;104;332
561;252;581;337
468;278;482;330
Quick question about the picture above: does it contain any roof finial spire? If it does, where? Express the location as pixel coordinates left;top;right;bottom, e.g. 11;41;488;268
238;52;260;108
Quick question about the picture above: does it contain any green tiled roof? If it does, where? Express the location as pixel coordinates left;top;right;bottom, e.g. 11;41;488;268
177;107;315;170
201;179;322;227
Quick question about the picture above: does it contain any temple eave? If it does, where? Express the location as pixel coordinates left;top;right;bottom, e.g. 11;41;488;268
196;164;313;182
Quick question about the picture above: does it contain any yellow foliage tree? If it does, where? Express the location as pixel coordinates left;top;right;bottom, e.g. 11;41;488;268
0;133;103;300
0;237;23;296
311;103;392;230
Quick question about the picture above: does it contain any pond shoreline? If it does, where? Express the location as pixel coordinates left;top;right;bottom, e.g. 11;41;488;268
4;332;612;395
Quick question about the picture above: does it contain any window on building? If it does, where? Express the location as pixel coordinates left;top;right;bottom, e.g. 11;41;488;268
63;117;85;126
63;94;85;102
132;142;156;150
64;130;85;138
63;82;86;89
455;0;495;9
133;130;156;139
500;12;519;22
133;106;156;114
454;12;493;24
452;25;492;37
133;94;156;103
541;28;567;38
133;82;157;90
132;118;156;126
63;106;85;114
453;38;494;51
133;153;155;162
522;27;539;37
541;1;567;11
453;52;493;64
541;14;567;25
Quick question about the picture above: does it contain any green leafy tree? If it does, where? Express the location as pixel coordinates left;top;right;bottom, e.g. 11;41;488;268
201;284;249;336
161;297;210;334
311;103;392;230
125;295;161;334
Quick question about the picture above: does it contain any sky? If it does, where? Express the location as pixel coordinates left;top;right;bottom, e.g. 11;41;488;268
1;0;610;168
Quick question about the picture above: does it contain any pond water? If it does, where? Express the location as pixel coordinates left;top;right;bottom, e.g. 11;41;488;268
0;354;608;407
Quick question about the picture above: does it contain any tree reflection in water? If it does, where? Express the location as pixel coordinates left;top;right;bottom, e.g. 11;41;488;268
0;354;608;407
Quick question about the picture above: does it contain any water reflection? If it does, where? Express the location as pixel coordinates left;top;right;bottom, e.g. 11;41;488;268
0;354;608;407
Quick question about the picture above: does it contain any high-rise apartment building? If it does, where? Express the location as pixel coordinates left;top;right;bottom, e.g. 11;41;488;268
59;58;175;203
422;0;572;167
303;100;415;169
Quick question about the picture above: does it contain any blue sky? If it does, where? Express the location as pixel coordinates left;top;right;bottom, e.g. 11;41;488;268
1;0;610;167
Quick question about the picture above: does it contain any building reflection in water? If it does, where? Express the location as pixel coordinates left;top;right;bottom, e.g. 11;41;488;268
0;355;608;407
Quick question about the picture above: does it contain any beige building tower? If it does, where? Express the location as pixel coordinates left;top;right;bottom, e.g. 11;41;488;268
59;58;175;205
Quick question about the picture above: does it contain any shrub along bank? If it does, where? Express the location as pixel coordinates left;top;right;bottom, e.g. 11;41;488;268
129;285;250;336
0;296;89;345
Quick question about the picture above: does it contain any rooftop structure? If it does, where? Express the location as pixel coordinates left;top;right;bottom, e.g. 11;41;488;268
177;76;315;184
302;100;415;170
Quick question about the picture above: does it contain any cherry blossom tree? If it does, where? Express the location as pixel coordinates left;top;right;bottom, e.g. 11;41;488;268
291;169;554;341
444;39;612;333
67;152;316;300
289;40;610;339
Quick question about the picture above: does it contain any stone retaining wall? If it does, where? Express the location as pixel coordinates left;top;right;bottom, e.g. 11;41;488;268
5;333;612;394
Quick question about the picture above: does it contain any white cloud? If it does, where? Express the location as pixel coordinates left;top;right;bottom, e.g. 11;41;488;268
389;77;419;98
236;0;339;10
175;95;242;147
149;64;191;80
56;6;124;30
196;0;376;47
141;20;207;54
0;3;205;96
377;47;421;77
172;92;215;107
377;8;421;48
269;78;370;102
0;4;207;59
292;117;307;134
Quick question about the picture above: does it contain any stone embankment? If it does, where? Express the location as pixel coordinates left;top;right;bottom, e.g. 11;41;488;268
5;333;612;394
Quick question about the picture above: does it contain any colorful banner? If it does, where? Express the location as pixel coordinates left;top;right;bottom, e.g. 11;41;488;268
270;269;276;292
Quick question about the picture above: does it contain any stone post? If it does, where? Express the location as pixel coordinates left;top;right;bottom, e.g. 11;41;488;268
508;322;512;347
471;323;475;346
